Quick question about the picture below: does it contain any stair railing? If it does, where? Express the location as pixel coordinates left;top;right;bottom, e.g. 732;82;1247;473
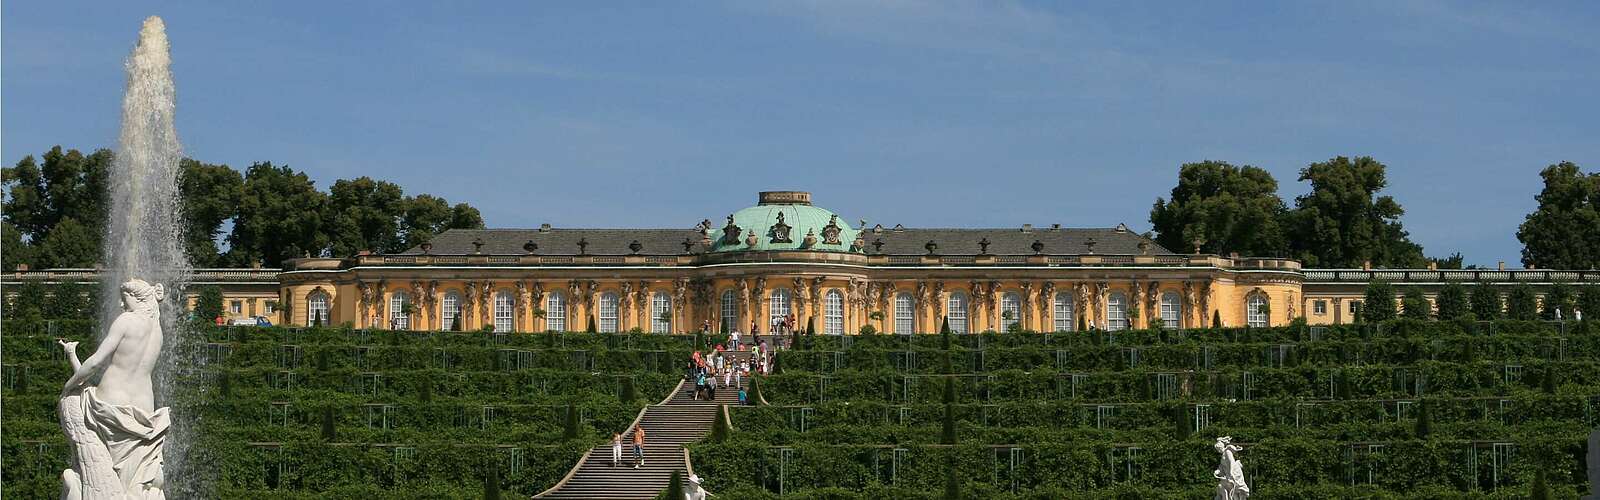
533;378;688;498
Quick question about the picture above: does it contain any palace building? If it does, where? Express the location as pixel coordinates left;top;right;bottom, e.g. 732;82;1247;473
7;191;1598;332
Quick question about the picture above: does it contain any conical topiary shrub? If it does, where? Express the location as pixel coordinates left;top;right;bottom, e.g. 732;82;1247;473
485;459;501;500
942;461;962;500
662;470;684;500
562;404;580;440
1413;399;1431;438
710;404;732;442
1173;403;1191;440
619;376;637;403
320;407;336;441
1212;310;1222;329
586;315;597;333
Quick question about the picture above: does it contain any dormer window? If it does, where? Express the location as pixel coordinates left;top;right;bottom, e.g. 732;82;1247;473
770;211;793;243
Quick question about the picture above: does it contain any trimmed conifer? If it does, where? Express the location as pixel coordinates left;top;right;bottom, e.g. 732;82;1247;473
320;407;336;441
562;404;579;439
663;470;684;500
1413;399;1431;438
619;376;637;403
485;459;501;500
1212;310;1222;329
710;404;731;442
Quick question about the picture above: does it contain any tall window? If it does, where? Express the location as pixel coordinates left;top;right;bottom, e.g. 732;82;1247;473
1054;292;1074;331
720;290;739;333
390;292;410;330
494;291;514;332
894;292;914;334
599;293;619;333
770;289;792;330
824;290;844;335
1001;292;1021;331
307;291;330;326
441;291;461;330
1106;292;1127;331
947;292;968;334
1160;292;1181;329
652;292;672;333
545;293;566;332
1247;294;1268;327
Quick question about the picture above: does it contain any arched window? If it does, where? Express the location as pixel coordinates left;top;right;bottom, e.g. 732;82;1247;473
720;290;739;333
441;291;461;330
894;292;915;334
1053;292;1074;332
545;293;566;332
307;290;330;326
770;289;792;331
652;292;672;333
389;291;410;330
824;290;844;335
493;291;515;332
947;292;969;334
1247;294;1269;328
1001;292;1022;331
1106;292;1127;331
599;293;619;333
1160;292;1182;329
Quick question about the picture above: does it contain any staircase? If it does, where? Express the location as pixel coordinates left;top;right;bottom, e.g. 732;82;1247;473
537;350;751;499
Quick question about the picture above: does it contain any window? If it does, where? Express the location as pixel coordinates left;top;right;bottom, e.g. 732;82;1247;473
720;290;739;333
1054;292;1074;331
947;292;969;334
545;293;566;331
599;293;619;333
1160;292;1181;329
307;291;330;325
895;292;915;334
770;289;792;330
390;292;410;330
1349;300;1362;316
494;292;514;332
441;292;461;330
264;301;278;315
1314;300;1328;315
1247;294;1268;328
1000;292;1021;331
230;300;243;314
1106;292;1128;331
652;292;672;333
824;290;844;335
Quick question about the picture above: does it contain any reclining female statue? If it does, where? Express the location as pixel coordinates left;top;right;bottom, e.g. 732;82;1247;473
58;279;169;500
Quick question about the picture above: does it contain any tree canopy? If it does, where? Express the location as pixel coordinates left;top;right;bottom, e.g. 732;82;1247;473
1288;156;1426;268
1149;161;1289;257
3;146;486;270
1516;162;1599;270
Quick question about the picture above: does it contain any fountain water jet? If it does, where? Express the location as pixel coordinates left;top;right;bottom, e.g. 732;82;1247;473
59;15;196;499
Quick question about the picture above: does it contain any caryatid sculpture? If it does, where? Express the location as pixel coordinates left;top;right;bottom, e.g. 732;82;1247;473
58;279;169;499
1213;436;1250;500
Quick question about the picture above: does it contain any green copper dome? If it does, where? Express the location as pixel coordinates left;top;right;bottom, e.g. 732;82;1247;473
709;191;862;253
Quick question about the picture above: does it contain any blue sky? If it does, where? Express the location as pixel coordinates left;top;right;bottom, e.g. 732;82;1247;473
5;1;1597;266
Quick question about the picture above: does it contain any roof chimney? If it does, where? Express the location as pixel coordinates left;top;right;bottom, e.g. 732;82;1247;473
1051;224;1061;230
1497;261;1505;271
1362;260;1371;271
1021;224;1033;233
539;223;552;232
15;263;28;272
1427;262;1437;271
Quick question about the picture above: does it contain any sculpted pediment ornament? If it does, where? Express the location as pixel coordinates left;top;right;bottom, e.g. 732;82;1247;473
821;215;843;245
770;211;793;243
720;215;742;246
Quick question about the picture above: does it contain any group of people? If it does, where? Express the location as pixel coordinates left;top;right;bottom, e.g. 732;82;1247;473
685;334;777;405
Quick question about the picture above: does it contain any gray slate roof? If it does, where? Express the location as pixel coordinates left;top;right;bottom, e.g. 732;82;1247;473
403;226;1173;256
863;227;1173;255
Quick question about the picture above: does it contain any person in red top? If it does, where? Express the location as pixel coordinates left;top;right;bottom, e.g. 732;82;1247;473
214;315;225;326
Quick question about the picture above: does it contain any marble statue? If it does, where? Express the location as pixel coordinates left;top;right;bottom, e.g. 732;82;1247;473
1213;436;1249;500
58;279;170;500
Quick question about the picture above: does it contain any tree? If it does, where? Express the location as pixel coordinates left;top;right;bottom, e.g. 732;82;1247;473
2;222;32;271
619;376;637;403
195;286;224;322
1517;162;1599;270
1361;280;1397;322
34;217;100;268
1413;399;1431;438
1427;253;1465;269
662;470;684;500
1400;290;1431;320
709;405;732;442
1;146;113;243
1212;310;1222;328
320;407;336;441
1506;285;1538;320
1435;282;1469;321
7;279;48;321
399;194;485;250
45;281;91;319
1287;156;1426;268
1470;283;1502;320
562;404;580;439
1173;404;1191;440
178;158;243;266
1580;285;1600;321
227;162;330;267
1541;282;1574;320
1149;161;1289;256
327;176;406;257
